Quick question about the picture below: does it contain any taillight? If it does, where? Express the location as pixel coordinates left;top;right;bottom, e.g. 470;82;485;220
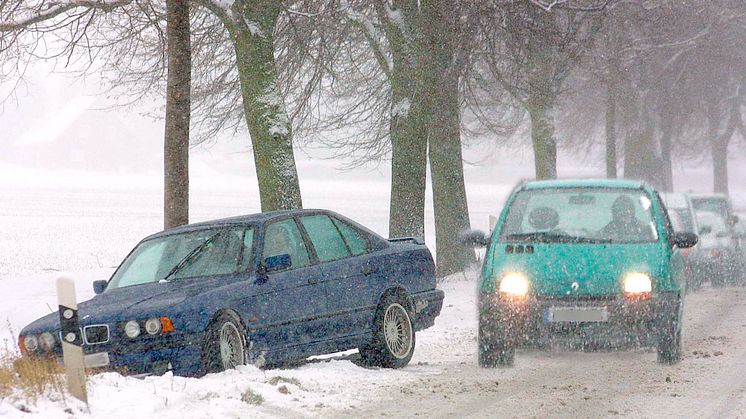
711;249;719;258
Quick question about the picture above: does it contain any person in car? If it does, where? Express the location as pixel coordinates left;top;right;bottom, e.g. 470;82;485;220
599;195;649;242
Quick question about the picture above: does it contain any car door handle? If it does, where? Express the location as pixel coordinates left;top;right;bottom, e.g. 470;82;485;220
362;264;378;276
308;277;319;284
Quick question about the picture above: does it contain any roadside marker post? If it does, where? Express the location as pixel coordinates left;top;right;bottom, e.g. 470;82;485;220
56;277;88;405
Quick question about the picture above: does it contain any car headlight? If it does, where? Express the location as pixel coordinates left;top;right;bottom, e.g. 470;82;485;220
39;332;56;351
623;272;652;296
24;334;39;352
498;272;530;300
124;320;141;338
145;318;162;335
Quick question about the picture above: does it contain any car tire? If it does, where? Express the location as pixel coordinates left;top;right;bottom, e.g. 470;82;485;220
359;293;415;369
201;311;247;374
478;304;515;368
656;296;682;365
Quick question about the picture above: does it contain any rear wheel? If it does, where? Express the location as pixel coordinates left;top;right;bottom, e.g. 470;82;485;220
359;294;415;368
656;296;682;364
202;312;247;374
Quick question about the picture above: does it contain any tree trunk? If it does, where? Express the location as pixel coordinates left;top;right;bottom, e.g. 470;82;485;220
527;104;558;180
163;0;191;229
605;62;617;179
229;3;302;211
659;115;674;191
422;0;475;276
387;1;427;239
711;140;729;194
389;125;427;238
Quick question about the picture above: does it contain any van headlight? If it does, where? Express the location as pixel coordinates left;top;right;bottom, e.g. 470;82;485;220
623;272;652;298
499;272;530;300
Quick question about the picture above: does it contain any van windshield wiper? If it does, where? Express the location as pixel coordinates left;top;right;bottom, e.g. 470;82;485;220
163;232;222;281
505;232;611;244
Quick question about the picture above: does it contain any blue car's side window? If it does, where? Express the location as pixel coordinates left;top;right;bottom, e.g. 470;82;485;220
263;219;310;270
300;215;351;262
331;217;369;256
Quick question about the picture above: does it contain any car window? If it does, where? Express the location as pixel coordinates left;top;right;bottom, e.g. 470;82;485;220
108;227;253;290
169;229;246;280
301;215;352;262
262;219;310;270
114;240;168;288
500;188;659;243
692;198;728;219
331;217;370;256
239;228;255;271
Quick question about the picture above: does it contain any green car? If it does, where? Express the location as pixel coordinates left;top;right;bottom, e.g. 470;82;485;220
464;179;698;367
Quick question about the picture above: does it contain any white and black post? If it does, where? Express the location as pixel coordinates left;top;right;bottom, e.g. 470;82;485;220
56;277;88;404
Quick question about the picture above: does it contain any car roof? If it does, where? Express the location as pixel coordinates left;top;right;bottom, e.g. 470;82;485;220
144;209;333;240
689;193;729;200
521;178;646;190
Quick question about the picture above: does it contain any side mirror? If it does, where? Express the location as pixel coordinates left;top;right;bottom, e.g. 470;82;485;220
93;280;108;295
699;226;712;236
730;215;739;227
264;254;292;273
673;232;698;249
459;229;490;248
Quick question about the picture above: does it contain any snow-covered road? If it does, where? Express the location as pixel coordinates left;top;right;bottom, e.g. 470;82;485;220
4;271;746;418
329;281;746;419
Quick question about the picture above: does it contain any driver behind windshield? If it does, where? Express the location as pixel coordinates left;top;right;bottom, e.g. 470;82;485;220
598;195;648;242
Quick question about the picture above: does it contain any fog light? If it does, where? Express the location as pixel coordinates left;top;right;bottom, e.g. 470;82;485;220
145;318;162;335
499;272;529;300
124;320;141;338
39;332;56;351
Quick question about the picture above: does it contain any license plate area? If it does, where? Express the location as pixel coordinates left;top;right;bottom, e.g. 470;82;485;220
546;307;609;322
83;352;110;368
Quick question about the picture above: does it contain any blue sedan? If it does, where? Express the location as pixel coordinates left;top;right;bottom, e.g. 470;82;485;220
18;209;444;376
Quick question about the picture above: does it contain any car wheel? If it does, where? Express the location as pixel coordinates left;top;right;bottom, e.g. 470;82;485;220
478;318;515;368
359;294;415;368
656;296;682;365
202;311;247;374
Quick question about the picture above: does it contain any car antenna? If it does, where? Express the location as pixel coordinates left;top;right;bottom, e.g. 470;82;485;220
46;302;54;313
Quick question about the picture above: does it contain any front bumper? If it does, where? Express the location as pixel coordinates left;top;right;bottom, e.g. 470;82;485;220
479;292;678;348
30;330;204;377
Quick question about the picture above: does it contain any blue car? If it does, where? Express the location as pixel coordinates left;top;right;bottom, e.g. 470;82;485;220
18;209;444;376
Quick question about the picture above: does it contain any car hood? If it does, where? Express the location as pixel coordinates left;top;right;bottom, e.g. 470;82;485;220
21;279;214;335
483;242;670;296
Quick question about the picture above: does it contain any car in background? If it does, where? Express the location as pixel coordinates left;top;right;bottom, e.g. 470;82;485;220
690;193;739;227
18;209;444;377
693;210;741;286
661;192;701;290
463;179;697;367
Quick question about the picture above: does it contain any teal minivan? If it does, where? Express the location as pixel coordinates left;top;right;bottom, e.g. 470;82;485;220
464;179;698;367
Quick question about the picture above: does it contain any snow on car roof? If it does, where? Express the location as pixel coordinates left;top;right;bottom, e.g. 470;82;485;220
522;178;645;190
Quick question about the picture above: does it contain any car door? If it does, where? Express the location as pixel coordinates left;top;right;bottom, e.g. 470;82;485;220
299;214;381;340
241;217;327;355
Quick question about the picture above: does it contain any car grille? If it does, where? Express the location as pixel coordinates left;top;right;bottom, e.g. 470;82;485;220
83;325;110;345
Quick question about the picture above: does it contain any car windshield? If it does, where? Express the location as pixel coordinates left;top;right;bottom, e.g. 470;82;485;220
106;226;255;290
691;198;728;219
500;188;659;244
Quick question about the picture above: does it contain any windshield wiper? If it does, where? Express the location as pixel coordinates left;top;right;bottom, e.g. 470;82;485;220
506;232;611;244
162;232;222;281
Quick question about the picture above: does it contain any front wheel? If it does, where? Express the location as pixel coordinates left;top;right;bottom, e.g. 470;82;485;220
656;296;682;364
359;294;415;368
201;312;247;374
478;310;515;368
